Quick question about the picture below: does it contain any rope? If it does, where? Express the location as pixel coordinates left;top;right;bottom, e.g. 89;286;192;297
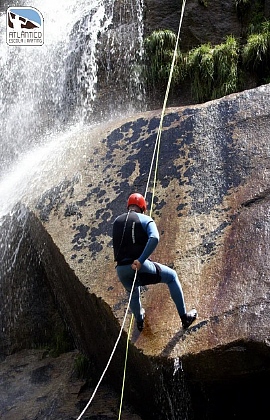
118;312;134;420
76;1;187;418
145;0;187;215
76;270;137;420
118;1;187;417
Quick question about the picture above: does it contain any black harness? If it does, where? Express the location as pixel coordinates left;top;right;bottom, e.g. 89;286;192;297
113;211;161;285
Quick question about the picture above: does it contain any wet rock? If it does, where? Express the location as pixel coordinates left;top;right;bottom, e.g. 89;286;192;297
0;349;142;420
1;84;270;418
32;84;270;418
0;206;73;357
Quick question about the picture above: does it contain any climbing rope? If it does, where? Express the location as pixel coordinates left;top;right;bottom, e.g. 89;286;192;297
76;1;187;418
145;0;187;217
117;310;134;420
76;270;138;420
118;0;187;418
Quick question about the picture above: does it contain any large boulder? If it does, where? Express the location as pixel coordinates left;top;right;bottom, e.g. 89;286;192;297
1;84;270;418
32;84;270;417
0;207;72;357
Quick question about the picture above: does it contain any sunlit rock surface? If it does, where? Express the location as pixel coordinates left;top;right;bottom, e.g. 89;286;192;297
33;85;270;416
35;84;270;365
1;85;270;418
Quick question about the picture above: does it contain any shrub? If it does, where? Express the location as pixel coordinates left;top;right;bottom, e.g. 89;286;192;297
187;43;214;102
74;353;91;378
187;36;239;102
144;19;269;104
144;29;185;90
212;35;239;98
242;21;270;82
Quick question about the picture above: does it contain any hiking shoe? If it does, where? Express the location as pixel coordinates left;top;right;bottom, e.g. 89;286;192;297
137;309;145;332
181;309;198;329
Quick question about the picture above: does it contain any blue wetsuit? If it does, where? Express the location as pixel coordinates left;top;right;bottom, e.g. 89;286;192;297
113;210;186;323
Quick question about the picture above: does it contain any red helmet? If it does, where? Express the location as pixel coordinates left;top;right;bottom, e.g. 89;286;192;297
127;193;147;212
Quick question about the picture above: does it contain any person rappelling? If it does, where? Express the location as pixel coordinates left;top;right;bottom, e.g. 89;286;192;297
112;192;197;332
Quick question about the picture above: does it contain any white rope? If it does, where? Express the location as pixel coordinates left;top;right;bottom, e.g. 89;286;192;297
76;1;188;417
144;0;187;200
76;270;138;420
119;2;188;416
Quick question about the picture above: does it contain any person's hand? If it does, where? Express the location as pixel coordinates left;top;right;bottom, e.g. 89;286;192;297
131;260;141;271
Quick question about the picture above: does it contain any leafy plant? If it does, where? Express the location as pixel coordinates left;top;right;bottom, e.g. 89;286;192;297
245;1;266;33
144;29;185;89
187;43;214;102
144;16;269;104
187;36;239;103
242;21;270;82
48;330;73;357
198;0;208;6
212;35;239;98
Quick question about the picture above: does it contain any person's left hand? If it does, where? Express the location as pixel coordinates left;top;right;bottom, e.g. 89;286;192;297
131;260;141;271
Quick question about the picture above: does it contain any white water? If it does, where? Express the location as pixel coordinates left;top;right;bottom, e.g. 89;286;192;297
0;0;145;363
0;0;144;218
0;0;106;171
0;124;88;220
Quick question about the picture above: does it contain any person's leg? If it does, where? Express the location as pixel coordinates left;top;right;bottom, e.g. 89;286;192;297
140;260;187;317
158;264;187;316
117;261;197;329
116;265;144;322
151;262;197;327
140;260;197;328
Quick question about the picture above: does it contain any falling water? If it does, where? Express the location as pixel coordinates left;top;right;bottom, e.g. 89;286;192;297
0;0;145;214
0;0;145;355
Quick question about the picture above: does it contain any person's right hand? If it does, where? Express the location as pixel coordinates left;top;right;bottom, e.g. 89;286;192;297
131;260;141;271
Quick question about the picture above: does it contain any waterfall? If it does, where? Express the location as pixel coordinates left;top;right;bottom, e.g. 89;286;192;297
0;0;145;216
0;0;144;355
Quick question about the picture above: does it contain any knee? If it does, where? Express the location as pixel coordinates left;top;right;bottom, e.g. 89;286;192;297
162;268;178;284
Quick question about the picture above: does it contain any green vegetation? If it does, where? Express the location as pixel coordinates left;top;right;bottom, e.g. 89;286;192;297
187;36;239;103
144;29;185;89
198;0;208;7
212;35;239;99
144;16;270;103
187;43;214;102
242;21;270;83
245;1;266;32
74;353;91;378
46;329;73;357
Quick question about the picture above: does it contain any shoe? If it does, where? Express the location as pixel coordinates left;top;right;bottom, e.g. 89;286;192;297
181;309;197;329
137;309;145;332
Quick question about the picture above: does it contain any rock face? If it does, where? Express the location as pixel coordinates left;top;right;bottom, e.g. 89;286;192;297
0;207;72;357
1;84;270;418
0;349;142;420
144;0;241;48
144;0;270;49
